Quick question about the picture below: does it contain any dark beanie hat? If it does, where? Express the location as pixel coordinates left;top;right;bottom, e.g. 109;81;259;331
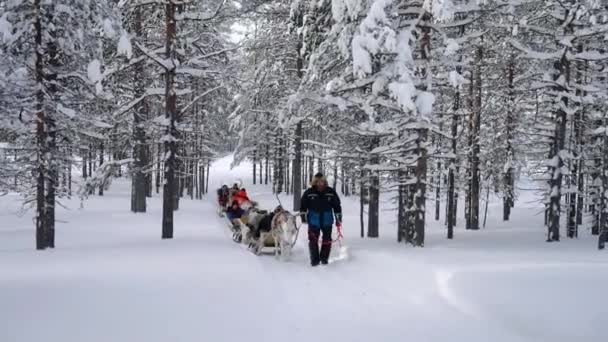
314;172;324;178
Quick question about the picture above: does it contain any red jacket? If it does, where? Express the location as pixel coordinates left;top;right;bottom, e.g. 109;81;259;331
233;190;250;205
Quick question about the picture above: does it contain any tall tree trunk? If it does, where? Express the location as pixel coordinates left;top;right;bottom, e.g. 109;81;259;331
156;143;161;194
82;149;88;179
205;162;210;194
253;150;257;185
98;141;104;196
279;135;284;193
265;144;269;185
45;4;59;248
259;153;263;185
503;53;515;221
548;56;570;242
341;163;345;195
194;161;200;200
89;145;94;173
467;45;482;230
367;139;380;238
599;116;608;249
465;67;473;230
293;122;303;211
569;44;586;237
131;34;148;212
34;0;47;250
88;145;94;195
398;170;406;242
67;147;72;197
360;167;366;238
162;2;177;239
591;131;601;235
447;88;459;239
413;129;428;246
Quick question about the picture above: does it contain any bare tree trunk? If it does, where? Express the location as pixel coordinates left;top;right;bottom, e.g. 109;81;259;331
360;168;366;238
398;170;406;242
568;44;586;237
308;155;314;184
293;122;303;210
413;129;428;246
341;163;345;195
89;144;94;173
447;95;459;239
82;149;88;179
131;37;148;213
188;161;194;200
194;161;200;200
162;2;177;239
68;148;72;197
45;4;59;248
155;143;161;194
467;45;482;230
253;150;257;185
367;139;380;238
483;182;490;228
435;163;441;221
599;116;608;249
98;142;104;196
205;162;210;194
265;144;269;185
35;0;47;250
259;153;263;185
503;53;515;221
88;144;94;195
548;56;570;242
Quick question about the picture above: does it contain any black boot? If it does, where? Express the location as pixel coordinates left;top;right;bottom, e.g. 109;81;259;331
308;228;321;266
309;241;320;266
320;242;331;265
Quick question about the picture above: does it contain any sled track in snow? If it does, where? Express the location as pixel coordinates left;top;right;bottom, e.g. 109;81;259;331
434;262;608;341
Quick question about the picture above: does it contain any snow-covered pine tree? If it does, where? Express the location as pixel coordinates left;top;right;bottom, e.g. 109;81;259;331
0;0;116;249
511;0;608;242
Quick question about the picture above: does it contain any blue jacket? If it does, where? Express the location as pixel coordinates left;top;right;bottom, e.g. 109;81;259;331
226;207;245;220
300;186;342;228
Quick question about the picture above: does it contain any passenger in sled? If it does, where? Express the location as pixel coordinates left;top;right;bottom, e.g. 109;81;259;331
226;200;246;230
217;184;229;208
228;183;240;200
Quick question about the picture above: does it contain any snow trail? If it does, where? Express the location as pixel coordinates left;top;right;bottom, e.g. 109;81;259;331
0;155;606;342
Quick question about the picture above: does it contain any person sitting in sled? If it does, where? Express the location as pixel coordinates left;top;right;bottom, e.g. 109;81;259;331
299;173;342;266
233;188;251;206
226;200;245;228
228;183;240;202
217;185;229;208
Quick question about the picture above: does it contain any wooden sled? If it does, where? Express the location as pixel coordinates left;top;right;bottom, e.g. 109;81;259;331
250;231;277;255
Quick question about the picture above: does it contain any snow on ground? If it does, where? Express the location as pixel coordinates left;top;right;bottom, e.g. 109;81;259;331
0;155;606;342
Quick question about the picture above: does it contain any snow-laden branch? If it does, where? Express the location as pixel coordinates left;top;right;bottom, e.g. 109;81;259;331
189;46;240;64
134;42;172;70
178;85;224;117
120;0;195;8
103;55;148;79
112;87;190;118
508;39;561;60
175;0;225;21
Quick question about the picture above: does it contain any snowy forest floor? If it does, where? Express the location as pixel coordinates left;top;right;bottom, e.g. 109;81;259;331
1;156;606;342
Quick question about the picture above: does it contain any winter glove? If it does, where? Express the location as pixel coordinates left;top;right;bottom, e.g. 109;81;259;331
335;220;344;239
300;213;307;224
335;213;342;225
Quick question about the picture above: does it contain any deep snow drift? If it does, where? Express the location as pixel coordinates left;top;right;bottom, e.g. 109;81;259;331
0;156;606;342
